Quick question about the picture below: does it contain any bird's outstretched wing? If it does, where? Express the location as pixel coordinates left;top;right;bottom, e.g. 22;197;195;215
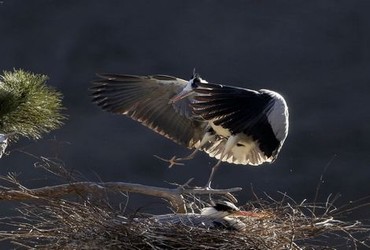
91;74;205;148
192;81;280;158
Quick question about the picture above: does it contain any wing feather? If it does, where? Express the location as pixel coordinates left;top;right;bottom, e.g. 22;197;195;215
91;74;205;148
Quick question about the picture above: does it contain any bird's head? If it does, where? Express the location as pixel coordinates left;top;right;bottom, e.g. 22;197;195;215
200;201;252;219
168;70;206;103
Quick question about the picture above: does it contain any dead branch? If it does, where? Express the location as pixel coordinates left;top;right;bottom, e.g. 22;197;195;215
0;181;242;213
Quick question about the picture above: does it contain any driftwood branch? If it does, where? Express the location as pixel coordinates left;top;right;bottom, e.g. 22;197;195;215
0;181;242;213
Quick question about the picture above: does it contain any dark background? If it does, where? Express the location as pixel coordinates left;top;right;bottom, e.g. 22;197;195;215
0;0;369;223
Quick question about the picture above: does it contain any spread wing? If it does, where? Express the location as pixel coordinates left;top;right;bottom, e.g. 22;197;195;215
91;74;206;148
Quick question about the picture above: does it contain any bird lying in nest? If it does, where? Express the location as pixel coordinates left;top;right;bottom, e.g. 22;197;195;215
150;201;260;231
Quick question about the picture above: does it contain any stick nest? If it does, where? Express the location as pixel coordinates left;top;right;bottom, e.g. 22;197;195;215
0;160;369;249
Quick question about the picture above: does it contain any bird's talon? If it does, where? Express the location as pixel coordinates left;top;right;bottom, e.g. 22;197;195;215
154;155;185;168
167;156;185;168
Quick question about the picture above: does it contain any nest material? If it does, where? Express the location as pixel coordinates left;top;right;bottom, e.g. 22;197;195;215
0;189;369;249
0;159;369;249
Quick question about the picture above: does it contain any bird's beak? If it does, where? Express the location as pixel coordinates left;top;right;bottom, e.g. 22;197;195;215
169;89;194;104
232;210;262;218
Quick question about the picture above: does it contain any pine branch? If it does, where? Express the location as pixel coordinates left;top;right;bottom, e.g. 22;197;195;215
0;69;65;140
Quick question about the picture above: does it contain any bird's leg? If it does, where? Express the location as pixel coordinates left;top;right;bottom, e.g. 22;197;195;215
154;149;199;168
205;135;239;189
171;147;200;162
155;131;215;168
205;160;222;189
174;131;214;161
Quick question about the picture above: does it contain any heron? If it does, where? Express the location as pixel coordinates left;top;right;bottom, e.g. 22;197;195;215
91;71;289;187
151;201;254;231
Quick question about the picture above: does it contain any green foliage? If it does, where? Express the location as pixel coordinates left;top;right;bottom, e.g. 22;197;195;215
0;69;65;140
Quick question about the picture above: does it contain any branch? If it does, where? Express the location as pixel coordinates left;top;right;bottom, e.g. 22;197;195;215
0;181;242;213
0;69;65;140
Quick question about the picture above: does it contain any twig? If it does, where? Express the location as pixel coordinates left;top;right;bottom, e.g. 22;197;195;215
0;181;242;213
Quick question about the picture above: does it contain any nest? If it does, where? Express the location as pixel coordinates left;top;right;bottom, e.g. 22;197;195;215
0;158;369;249
0;188;369;249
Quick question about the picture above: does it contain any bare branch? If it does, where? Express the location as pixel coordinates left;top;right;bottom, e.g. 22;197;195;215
0;181;242;213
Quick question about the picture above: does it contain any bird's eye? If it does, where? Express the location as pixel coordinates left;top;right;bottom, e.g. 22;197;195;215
191;78;200;88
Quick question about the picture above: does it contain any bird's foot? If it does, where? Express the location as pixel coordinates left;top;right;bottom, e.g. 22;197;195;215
205;182;213;190
153;155;185;168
